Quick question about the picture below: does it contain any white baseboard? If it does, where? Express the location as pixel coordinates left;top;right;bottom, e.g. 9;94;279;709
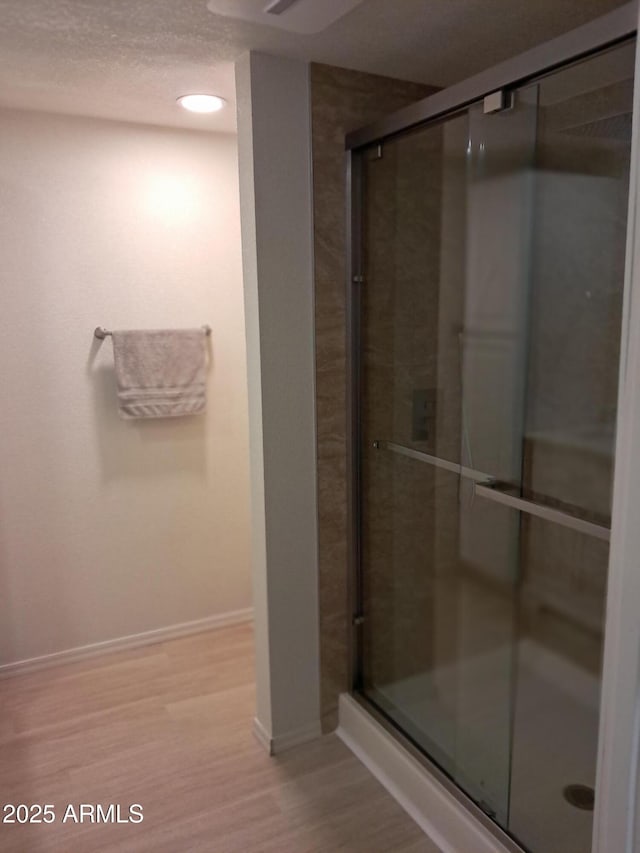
253;716;322;755
0;608;254;679
272;721;322;754
253;717;273;753
337;694;517;853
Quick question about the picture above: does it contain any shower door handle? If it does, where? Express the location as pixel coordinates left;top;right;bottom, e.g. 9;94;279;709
372;440;495;484
473;482;610;542
373;440;610;542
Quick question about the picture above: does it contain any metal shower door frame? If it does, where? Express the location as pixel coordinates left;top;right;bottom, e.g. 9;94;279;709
345;4;640;853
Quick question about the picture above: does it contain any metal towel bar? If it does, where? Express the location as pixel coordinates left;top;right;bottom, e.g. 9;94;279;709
473;483;611;542
94;326;211;339
372;440;495;484
373;439;611;542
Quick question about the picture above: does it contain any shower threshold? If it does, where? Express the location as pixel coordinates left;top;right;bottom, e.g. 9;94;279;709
340;637;599;853
337;692;523;853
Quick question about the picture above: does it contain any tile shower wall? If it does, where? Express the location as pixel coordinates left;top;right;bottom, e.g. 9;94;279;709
360;126;446;696
310;64;435;730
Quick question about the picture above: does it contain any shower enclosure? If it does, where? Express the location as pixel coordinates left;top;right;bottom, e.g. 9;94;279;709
347;6;637;853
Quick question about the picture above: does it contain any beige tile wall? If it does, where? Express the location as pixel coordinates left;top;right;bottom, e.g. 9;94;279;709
310;63;435;731
359;125;446;694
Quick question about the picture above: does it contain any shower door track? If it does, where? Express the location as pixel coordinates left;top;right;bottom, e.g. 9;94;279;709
345;4;638;151
345;4;638;853
350;691;526;853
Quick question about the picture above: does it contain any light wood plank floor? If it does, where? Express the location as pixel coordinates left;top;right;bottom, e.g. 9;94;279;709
0;624;441;852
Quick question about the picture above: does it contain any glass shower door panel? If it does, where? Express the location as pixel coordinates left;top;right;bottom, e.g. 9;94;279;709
359;108;519;824
452;90;539;826
361;453;461;776
359;112;467;786
358;37;634;853
361;453;517;821
506;40;635;853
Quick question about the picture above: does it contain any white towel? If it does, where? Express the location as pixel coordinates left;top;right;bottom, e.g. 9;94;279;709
111;329;207;419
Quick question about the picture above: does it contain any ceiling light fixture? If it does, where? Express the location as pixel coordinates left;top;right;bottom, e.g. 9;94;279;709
177;94;225;114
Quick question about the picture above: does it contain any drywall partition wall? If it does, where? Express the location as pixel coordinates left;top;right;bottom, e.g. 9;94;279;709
310;64;435;730
595;11;640;851
0;108;251;668
235;52;321;751
235;54;272;740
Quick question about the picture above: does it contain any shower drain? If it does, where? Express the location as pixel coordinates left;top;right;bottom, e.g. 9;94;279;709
563;784;595;811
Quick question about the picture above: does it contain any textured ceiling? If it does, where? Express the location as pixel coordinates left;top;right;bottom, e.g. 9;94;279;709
0;0;629;133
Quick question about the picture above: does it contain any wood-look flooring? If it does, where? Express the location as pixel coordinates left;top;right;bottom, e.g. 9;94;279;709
0;624;440;852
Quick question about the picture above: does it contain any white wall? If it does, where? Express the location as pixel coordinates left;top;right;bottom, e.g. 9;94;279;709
595;9;640;851
0;108;251;667
236;52;321;752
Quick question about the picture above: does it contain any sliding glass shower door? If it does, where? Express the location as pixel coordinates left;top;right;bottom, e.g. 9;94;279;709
354;37;635;853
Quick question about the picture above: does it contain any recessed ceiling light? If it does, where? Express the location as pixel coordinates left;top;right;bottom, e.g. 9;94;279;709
177;94;225;114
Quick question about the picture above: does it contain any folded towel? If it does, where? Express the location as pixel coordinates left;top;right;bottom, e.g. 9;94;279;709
112;329;207;419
